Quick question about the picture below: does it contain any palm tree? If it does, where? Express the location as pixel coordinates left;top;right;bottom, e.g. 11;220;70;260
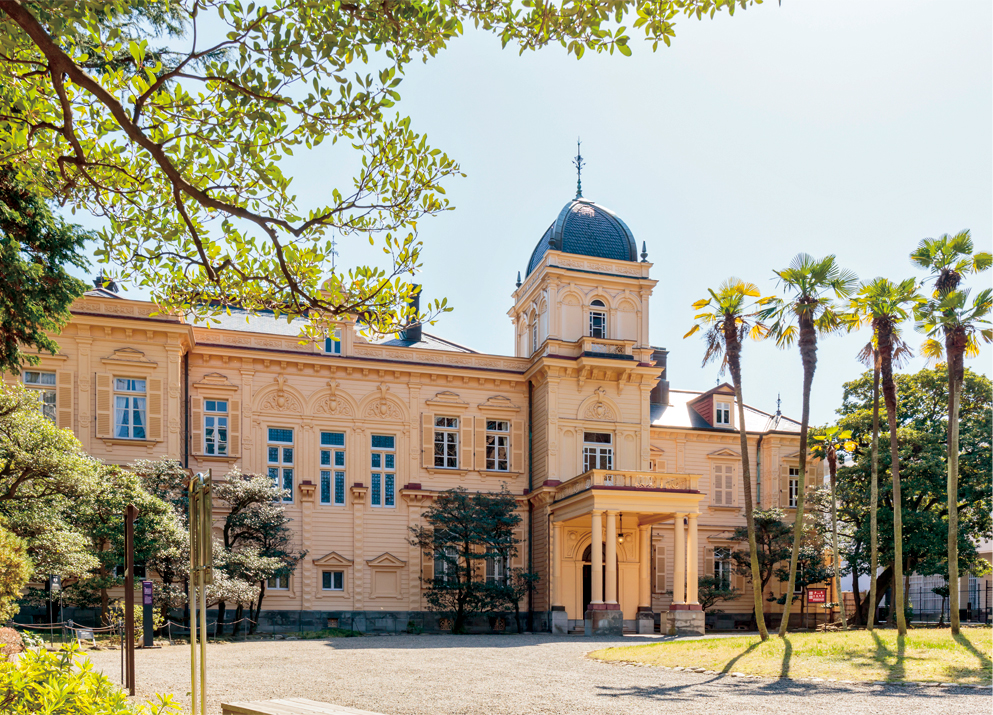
685;278;773;640
762;254;857;636
810;426;856;630
911;230;992;635
850;277;924;635
853;336;912;630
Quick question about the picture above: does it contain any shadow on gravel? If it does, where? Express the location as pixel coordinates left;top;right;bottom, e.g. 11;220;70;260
318;633;676;650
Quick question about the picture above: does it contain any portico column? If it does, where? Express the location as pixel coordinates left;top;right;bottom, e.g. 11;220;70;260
673;513;686;605
605;511;618;606
638;525;651;610
552;521;564;608
590;510;603;606
686;513;699;605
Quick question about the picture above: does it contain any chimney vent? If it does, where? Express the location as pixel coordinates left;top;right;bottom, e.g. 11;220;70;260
399;284;422;344
649;347;669;406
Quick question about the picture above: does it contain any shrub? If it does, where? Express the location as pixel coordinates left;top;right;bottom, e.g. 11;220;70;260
0;628;22;660
0;644;179;714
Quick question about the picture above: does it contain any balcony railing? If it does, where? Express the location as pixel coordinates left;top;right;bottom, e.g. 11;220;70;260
555;469;701;501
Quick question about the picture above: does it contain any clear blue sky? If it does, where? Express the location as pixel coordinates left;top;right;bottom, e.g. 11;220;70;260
75;0;992;426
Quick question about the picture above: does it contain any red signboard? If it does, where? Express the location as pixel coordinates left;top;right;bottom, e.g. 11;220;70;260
807;588;828;604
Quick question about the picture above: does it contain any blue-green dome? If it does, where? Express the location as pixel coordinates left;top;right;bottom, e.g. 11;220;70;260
525;198;637;276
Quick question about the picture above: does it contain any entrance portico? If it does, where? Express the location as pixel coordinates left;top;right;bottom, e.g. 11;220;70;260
536;469;705;636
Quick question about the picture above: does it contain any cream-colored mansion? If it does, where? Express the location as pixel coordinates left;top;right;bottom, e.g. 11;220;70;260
15;195;820;635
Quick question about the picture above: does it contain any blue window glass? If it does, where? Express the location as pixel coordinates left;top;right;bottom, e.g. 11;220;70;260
385;474;395;507
325;337;342;355
282;447;293;464
321;432;345;446
371;453;381;468
385;454;395;469
371;473;381;506
282;468;293;498
320;471;331;504
321;451;331;466
268;428;293;443
334;451;345;467
371;435;394;449
268;467;278;488
334;472;345;504
268;446;279;463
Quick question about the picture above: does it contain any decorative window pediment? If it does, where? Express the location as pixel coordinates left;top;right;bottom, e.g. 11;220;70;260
193;372;238;392
478;395;521;413
366;552;406;568
425;390;469;411
101;347;157;368
313;551;353;567
707;448;740;459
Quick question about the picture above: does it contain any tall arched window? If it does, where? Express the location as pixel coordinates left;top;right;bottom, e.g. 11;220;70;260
589;299;607;339
531;312;539;354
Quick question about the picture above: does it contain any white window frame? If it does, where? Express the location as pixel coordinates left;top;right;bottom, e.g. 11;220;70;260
435;544;457;584
22;370;57;422
433;416;459;469
714;547;733;588
582;432;613;472
204;399;228;455
589;300;607;339
113;378;147;439
320;431;346;506
485;420;510;471
370;434;396;508
486;555;508;584
715;400;732;426
325;325;342;355
321;570;344;591
267;428;294;503
267;574;290;590
788;466;800;508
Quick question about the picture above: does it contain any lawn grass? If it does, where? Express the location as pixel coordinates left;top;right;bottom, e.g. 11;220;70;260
589;628;992;685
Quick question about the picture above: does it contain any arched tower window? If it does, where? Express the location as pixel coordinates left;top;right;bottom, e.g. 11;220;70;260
589;299;607;339
531;312;539;354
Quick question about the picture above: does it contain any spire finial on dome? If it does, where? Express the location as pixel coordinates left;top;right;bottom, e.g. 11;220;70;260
640;241;648;262
515;270;522;288
573;137;585;199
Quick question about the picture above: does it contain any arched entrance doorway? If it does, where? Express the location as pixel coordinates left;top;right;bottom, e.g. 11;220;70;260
581;543;608;613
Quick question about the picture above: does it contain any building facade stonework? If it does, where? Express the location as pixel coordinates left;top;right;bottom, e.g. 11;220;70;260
14;196;823;634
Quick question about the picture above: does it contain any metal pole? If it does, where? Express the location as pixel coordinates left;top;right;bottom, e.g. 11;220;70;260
189;482;198;715
125;503;137;696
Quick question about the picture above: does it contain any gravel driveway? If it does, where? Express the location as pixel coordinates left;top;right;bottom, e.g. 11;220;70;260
85;634;989;715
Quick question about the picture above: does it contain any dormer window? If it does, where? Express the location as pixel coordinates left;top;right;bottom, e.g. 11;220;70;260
589;300;607;339
324;326;342;355
715;400;732;426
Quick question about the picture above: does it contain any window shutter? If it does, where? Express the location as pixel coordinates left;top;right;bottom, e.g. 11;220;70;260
95;373;112;438
511;419;524;473
734;565;745;591
474;416;486;471
704;547;715;581
421;530;434;585
726;467;735;506
421;412;433;468
228;399;241;455
191;396;203;455
511;529;524;568
460;416;473;470
712;465;723;505
781;465;790;507
653;541;666;593
147;378;163;440
56;370;73;431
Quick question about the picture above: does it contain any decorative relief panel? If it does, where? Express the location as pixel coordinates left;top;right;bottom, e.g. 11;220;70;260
259;374;303;412
363;383;404;420
313;380;354;417
582;386;617;421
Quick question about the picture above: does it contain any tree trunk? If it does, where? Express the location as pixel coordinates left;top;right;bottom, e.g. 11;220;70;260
851;556;862;626
946;329;964;635
250;582;266;635
232;603;244;637
725;320;769;640
216;600;226;636
868;355;880;630
878;320;906;635
828;450;847;629
779;314;816;637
